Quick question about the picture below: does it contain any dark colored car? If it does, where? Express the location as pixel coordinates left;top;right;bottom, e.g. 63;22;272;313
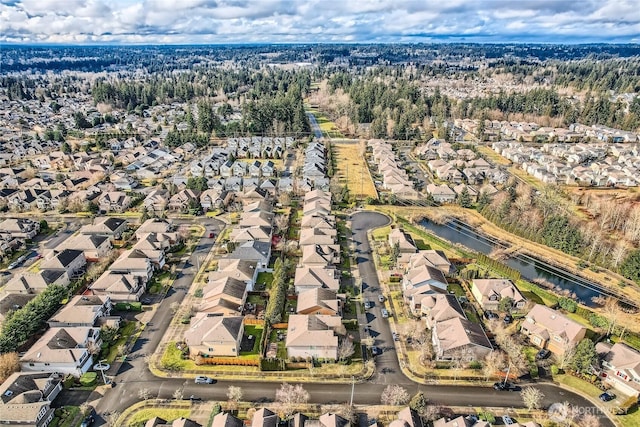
600;391;616;402
504;314;513;324
536;349;550;360
371;346;382;356
484;311;498;320
493;382;518;391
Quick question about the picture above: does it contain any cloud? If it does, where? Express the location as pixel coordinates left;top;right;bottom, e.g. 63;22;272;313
0;0;638;44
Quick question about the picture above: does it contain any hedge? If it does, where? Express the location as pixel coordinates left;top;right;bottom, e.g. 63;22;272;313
79;372;97;387
196;357;260;367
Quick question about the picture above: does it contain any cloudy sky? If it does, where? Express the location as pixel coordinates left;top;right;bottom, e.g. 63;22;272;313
1;0;639;44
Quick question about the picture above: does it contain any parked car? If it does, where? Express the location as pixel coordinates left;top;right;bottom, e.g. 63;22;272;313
503;314;513;324
484;311;498;320
208;232;215;238
536;349;550;360
502;415;514;425
493;382;518;391
80;407;95;427
392;332;399;341
371;346;382;356
195;376;214;384
378;295;385;302
381;308;389;318
600;391;616;402
364;300;372;310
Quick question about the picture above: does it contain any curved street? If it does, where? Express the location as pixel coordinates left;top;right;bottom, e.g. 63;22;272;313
91;212;613;427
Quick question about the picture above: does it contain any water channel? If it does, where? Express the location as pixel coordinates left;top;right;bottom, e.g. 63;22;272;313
418;218;632;308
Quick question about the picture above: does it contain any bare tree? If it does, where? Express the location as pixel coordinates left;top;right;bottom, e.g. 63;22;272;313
380;384;410;406
227;385;243;410
173;388;184;400
106;411;121;427
611;241;629;268
603;297;621;336
556;340;577;371
79;402;92;417
275;383;310;418
337;338;355;362
170;301;181;314
483;350;507;381
520;386;544;410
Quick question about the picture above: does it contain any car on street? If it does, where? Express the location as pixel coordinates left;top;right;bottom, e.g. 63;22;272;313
503;314;513;324
80;407;95;427
392;332;399;341
187;395;202;401
502;415;514;425
378;295;385;302
600;391;616;402
195;376;214;384
208;232;215;238
535;349;550;360
371;346;382;356
364;300;372;310
381;308;389;318
493;382;518;391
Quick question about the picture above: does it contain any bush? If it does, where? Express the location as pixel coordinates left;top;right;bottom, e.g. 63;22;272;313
478;411;495;423
558;297;577;313
469;361;482;370
194;288;203;298
551;364;560;375
63;376;76;389
79;372;97;387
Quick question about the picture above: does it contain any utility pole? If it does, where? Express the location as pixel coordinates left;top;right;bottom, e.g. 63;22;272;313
349;376;355;406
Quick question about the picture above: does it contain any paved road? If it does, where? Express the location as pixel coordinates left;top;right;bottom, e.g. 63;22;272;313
90;212;614;427
307;112;323;139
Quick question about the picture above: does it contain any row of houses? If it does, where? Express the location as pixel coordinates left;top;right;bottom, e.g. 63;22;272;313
226;136;295;159
455;118;639;143
0;217;39;258
493;141;640;186
287;189;346;361
184;198;274;359
368;139;419;199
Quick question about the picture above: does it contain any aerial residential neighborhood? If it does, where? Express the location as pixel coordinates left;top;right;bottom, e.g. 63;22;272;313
1;9;640;427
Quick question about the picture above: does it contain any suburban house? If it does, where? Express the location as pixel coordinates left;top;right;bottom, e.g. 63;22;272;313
520;304;587;354
296;288;341;316
98;191;132;213
294;266;340;293
56;233;112;261
108;249;154;282
89;271;145;302
299;228;336;246
142;189;170;214
3;270;69;294
168;189;201;211
226;240;271;270
0;372;63;427
286;314;344;360
402;265;448;313
80;216;128;240
470;279;527;311
596;342;640;398
432;317;493;360
135;218;174;239
47;295;116;328
252;408;279;427
199;276;248;316
20;327;100;377
406;250;454;275
229;225;272;243
388;227;418;266
301;244;340;266
0;218;40;239
212;412;243;427
433;416;490;427
214;259;259;291
184;314;244;358
426;184;456;203
390;408;423;427
145;417;201;427
40;249;86;278
420;294;466;329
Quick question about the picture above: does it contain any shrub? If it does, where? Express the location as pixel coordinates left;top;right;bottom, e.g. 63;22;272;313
558;297;577;313
550;365;561;375
478;411;495;423
194;288;203;298
79;372;97;387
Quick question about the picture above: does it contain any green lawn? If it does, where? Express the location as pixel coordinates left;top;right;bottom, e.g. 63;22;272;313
447;282;466;297
103;321;137;363
241;326;264;355
554;374;603;399
53;406;80;427
256;272;274;289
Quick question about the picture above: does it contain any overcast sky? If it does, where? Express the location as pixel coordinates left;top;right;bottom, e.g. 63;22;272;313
1;0;639;44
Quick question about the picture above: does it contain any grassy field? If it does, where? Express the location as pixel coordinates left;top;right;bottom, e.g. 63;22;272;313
128;408;190;426
306;106;344;138
476;145;512;166
333;142;378;199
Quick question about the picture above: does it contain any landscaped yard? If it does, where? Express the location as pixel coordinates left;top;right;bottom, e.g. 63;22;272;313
128;408;190;427
241;325;264;355
256;272;274;289
103;321;137;363
332;142;377;200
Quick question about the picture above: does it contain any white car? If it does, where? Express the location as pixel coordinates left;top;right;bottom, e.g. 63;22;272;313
381;308;389;318
195;376;214;384
502;415;514;425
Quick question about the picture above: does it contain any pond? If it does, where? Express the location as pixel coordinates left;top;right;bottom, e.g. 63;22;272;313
419;218;621;307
